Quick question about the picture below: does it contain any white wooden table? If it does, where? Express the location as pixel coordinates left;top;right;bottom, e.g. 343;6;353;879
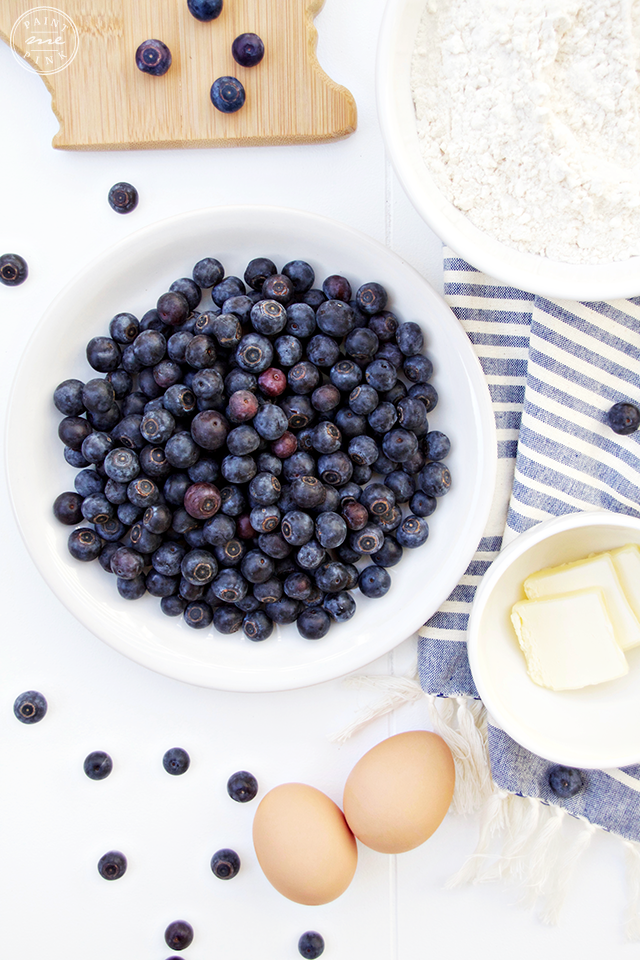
0;1;633;955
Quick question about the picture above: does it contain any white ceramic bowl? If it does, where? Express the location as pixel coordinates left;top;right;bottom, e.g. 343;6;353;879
376;0;640;301
6;205;496;692
468;511;640;768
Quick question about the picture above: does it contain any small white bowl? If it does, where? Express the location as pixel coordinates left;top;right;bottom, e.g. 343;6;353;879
468;511;640;769
376;0;640;301
6;205;496;692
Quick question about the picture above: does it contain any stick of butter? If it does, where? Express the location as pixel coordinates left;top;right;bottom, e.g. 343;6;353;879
511;589;629;690
609;544;640;624
523;552;640;651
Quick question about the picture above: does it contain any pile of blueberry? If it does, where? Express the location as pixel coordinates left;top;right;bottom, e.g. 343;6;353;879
52;254;451;641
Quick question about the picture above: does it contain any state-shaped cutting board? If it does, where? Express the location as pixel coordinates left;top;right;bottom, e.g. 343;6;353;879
0;0;357;149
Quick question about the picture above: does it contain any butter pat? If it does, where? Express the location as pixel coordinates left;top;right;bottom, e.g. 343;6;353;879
610;544;640;623
523;552;640;652
511;589;629;691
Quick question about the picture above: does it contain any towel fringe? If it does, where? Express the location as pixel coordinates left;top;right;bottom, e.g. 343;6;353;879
328;674;425;745
450;791;640;938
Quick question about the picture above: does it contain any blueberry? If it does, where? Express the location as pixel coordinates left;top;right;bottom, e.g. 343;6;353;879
349;384;379;416
281;510;315;546
323;590;356;622
409;381;438;411
311;384;341;413
382;427;418;463
396;515;429;548
86;336;121;372
359;565;391;598
384;470;415;503
345;326;379;363
397;397;427;433
213;604;244;634
265;597;302;624
296;539;327;572
404;354;433;383
315;512;347;549
318;451;353;486
98;851;127;880
13;690;47;724
76;468;105;498
244;257;277;290
296;607;331;639
53;491;83;525
243;610;273;641
84;750;113;780
211;848;241;879
288;360;321;395
367;401;398;435
607;401;640;435
548;766;584;798
283;260;315;293
418;462;451;497
211;568;248;603
163;747;190;776
349;523;384;555
193;256;224;288
410;491;437;517
203;513;237;545
187;0;222;20
210;76;246;113
107;181;139;214
232;33;265;67
372;535;403;567
322;274;352;301
68;527;103;562
54;378;85;416
135;39;172;75
161;595;188;617
314;561;349;593
355;281;387;316
298;931;325;958
184;600;213;628
0;252;28;285
286;302;316;338
423;430;450;461
164;921;194;951
151;544;185;580
395;320;423;355
274;334;303;368
330;359;362;392
315;299;354;337
306;334;340;369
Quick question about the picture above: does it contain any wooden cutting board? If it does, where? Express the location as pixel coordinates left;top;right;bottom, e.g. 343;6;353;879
0;0;357;150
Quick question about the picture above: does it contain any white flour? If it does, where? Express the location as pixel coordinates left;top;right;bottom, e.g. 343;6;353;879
410;0;640;264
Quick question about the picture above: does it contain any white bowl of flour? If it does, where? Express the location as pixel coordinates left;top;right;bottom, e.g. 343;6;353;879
377;0;640;299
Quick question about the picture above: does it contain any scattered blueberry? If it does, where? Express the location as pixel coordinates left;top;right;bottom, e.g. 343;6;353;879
84;750;113;780
227;770;258;802
163;747;191;775
548;765;584;798
232;33;264;67
98;850;127;880
210;848;241;879
187;0;222;20
13;690;47;724
298;931;325;958
164;921;194;951
135;39;172;76
607;401;640;435
108;182;139;214
210;76;246;113
0;252;28;286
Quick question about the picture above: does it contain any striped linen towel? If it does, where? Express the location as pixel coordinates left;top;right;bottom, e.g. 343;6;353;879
416;249;640;930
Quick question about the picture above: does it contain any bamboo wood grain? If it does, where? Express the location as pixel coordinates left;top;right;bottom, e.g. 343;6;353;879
0;0;357;149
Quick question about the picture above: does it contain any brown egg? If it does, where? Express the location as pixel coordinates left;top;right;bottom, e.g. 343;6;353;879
252;782;358;905
342;730;455;854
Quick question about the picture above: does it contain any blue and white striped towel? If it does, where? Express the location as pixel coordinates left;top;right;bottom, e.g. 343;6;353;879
418;249;640;853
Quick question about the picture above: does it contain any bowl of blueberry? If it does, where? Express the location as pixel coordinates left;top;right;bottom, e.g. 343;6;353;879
6;206;495;691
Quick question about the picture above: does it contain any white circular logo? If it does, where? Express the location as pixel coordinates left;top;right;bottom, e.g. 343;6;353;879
10;6;79;76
